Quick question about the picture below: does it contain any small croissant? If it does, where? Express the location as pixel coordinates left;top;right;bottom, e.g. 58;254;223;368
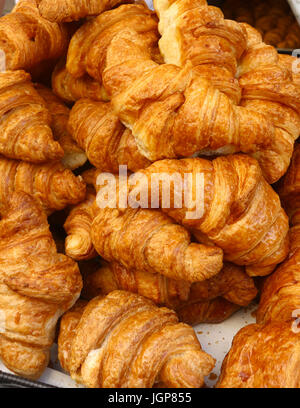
0;192;82;379
0;0;69;71
0;156;86;214
35;84;87;170
0;70;63;163
58;291;215;388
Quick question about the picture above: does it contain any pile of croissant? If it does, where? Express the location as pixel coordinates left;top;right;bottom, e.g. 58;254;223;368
0;0;299;388
223;0;300;49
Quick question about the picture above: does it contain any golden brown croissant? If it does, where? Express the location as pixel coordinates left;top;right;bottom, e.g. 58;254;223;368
91;206;223;283
52;60;109;103
237;23;300;183
0;156;86;214
185;263;258;307
35;84;87;170
154;0;247;103
82;260;191;308
256;146;300;325
82;261;256;308
256;229;300;325
0;0;69;71
0;192;82;379
64;188;98;261
66;3;294;183
114;155;289;276
217;322;300;388
68;99;151;172
176;297;240;326
37;0;130;22
0;70;64;163
58;291;215;388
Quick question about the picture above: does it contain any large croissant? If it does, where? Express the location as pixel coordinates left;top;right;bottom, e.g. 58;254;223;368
113;155;289;276
217;322;300;388
66;3;290;183
37;0;129;22
0;156;86;214
58;291;215;388
237;23;300;183
35;84;87;170
52;60;109;103
68;99;151;173
0;70;64;163
0;192;82;379
154;0;247;104
0;0;69;71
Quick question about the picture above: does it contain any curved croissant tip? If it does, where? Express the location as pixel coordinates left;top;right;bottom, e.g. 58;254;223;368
66;234;91;260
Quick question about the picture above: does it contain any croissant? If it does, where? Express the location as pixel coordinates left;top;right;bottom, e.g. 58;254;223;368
0;156;86;214
64;188;97;261
237;23;300;183
68;99;151;173
114;155;289;276
37;0;130;22
0;0;69;71
176;298;240;326
0;70;64;163
52;60;109;103
58;291;215;388
217;322;300;388
91;206;223;283
278;54;300;87
279;143;300;225
67;3;295;183
82;260;191;308
256;146;300;324
0;192;82;379
35;84;87;170
185;263;258;307
82;260;256;307
256;228;300;325
154;0;246;104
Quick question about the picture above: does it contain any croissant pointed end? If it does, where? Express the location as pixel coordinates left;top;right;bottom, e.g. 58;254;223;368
65;234;93;260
